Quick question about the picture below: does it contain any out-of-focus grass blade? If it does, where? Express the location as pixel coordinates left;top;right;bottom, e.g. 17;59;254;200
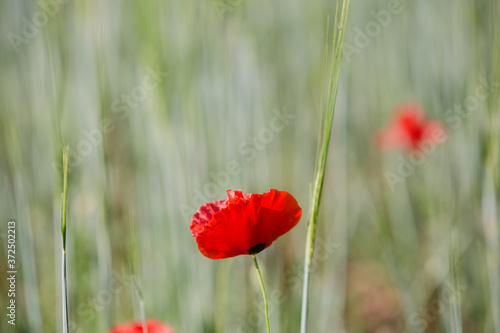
129;216;149;333
215;260;232;333
481;1;500;329
449;230;463;333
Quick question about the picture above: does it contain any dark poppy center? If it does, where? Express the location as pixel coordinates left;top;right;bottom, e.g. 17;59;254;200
247;243;266;255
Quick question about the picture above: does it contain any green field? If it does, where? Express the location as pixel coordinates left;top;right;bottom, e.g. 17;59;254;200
0;0;499;332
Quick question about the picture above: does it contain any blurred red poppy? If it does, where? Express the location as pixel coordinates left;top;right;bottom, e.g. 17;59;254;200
376;103;444;151
190;189;302;259
109;319;175;333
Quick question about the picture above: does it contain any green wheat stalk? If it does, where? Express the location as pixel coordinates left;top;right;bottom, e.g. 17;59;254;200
300;1;350;332
129;217;148;333
60;146;70;333
449;229;462;333
480;2;500;331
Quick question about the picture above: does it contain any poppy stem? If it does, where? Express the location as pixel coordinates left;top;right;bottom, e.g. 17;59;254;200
252;255;271;333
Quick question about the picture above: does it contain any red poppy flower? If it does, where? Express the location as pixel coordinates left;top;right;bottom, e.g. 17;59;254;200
109;319;175;333
190;189;302;259
376;103;444;151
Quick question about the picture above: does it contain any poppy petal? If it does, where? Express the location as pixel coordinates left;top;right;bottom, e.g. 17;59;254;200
376;102;445;151
376;125;412;150
421;121;445;144
195;192;260;259
109;319;175;333
191;189;302;259
252;189;302;249
190;199;227;238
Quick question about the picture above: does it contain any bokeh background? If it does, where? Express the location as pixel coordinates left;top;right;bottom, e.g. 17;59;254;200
0;0;499;332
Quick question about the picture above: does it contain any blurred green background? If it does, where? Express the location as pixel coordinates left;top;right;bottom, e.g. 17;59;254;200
0;0;499;332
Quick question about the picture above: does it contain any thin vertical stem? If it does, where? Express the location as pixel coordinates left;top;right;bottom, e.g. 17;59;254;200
134;281;148;333
482;1;500;329
252;255;270;333
61;146;70;333
449;230;462;333
129;216;148;333
62;250;70;333
61;146;68;251
300;1;350;332
300;264;311;332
